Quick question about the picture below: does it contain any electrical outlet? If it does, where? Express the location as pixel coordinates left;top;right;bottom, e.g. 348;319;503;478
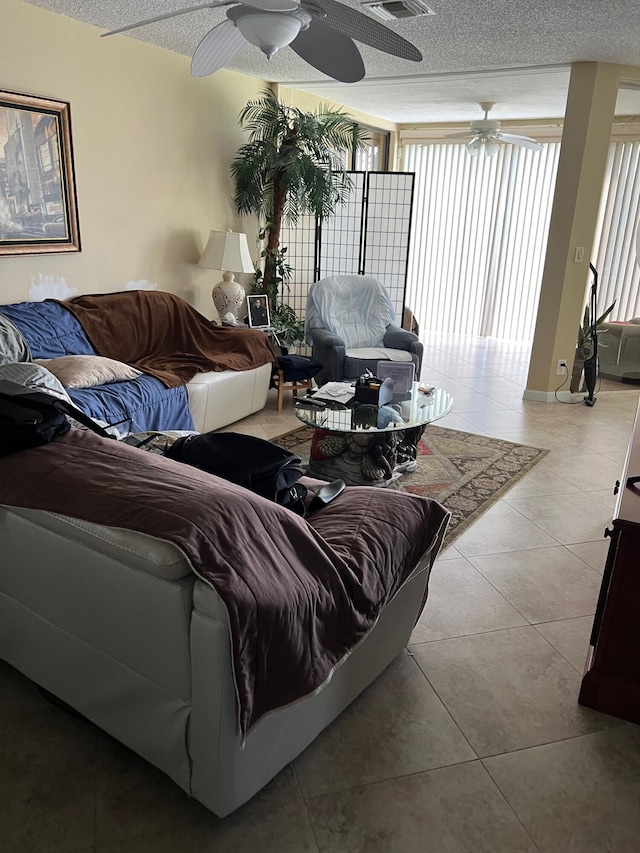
557;359;568;375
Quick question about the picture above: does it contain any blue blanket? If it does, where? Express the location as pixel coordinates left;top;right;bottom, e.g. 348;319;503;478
0;298;97;358
0;300;194;432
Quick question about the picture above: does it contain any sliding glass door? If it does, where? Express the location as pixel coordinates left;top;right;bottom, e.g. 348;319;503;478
402;142;560;341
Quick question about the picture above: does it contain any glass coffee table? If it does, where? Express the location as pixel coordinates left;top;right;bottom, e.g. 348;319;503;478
294;382;454;486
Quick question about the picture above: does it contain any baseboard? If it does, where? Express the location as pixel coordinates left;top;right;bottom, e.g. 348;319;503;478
523;389;574;402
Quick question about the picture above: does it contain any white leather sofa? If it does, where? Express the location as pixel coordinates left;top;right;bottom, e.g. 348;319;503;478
0;504;440;818
0;295;274;435
187;363;271;432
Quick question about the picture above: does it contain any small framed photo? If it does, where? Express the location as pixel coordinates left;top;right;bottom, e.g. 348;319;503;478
247;294;271;329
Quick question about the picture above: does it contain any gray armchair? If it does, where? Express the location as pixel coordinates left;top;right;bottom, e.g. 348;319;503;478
305;275;423;384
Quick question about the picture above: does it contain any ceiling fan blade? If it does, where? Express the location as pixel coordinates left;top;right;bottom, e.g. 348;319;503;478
499;133;543;151
191;20;247;76
445;131;476;139
101;2;228;37
101;0;299;38
307;0;422;61
290;19;364;82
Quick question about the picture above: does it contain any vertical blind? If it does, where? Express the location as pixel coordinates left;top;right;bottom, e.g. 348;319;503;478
403;138;640;341
402;142;561;341
591;141;640;321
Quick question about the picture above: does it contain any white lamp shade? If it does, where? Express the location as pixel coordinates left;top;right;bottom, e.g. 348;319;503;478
235;12;302;58
198;230;255;274
199;230;254;321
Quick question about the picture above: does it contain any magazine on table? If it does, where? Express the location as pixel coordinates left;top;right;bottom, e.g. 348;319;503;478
311;382;355;404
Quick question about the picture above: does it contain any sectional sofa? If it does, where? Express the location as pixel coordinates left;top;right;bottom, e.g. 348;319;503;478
0;291;273;432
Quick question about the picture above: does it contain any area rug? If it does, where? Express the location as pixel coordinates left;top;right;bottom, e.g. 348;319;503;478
273;425;549;546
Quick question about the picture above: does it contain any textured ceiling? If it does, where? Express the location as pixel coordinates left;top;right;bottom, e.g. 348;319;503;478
23;0;640;123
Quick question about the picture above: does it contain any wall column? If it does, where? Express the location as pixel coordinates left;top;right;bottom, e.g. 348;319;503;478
525;62;619;399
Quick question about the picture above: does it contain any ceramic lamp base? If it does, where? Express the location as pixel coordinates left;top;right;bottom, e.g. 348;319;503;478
212;272;246;320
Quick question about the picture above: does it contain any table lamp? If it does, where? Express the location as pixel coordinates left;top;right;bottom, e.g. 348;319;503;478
198;230;254;320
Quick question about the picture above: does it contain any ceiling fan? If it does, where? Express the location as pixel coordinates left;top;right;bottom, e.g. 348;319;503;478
101;0;423;84
445;102;543;156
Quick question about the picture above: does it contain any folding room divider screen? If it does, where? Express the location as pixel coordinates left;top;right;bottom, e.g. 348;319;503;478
279;171;415;327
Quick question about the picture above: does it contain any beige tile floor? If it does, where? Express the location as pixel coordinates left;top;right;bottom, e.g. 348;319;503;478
2;336;640;852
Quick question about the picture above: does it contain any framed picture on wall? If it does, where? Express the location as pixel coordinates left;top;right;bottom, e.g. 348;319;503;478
0;89;81;256
247;293;271;329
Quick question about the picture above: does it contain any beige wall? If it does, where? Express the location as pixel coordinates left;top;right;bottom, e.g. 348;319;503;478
1;0;265;318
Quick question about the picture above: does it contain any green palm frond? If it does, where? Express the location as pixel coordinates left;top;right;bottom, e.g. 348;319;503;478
234;88;364;225
232;88;366;329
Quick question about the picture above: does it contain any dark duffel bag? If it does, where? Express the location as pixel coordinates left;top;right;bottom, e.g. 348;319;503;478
166;431;308;515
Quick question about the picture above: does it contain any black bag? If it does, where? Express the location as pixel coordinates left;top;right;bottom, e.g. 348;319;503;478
0;378;112;457
166;431;308;515
277;354;323;381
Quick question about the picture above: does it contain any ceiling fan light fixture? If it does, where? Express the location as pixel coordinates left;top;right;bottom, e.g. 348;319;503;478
466;136;500;157
234;11;302;58
467;137;482;155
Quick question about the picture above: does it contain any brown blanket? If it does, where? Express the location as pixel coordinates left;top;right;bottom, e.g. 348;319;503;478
60;290;275;387
0;430;449;736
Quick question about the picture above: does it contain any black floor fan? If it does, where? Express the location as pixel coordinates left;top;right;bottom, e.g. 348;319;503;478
583;263;599;407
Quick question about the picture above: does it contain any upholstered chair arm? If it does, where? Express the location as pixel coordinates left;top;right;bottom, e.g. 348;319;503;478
384;325;423;376
384;325;422;355
307;327;345;349
307;327;346;384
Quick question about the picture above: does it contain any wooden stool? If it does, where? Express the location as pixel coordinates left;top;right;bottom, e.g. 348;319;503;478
275;369;314;412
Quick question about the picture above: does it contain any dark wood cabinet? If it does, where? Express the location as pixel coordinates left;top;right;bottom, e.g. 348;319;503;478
579;400;640;723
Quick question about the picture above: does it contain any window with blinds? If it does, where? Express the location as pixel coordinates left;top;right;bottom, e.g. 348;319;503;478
592;141;640;321
401;141;561;342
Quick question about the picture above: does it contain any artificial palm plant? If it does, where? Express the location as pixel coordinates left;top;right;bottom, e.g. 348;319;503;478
576;299;617;361
231;89;366;335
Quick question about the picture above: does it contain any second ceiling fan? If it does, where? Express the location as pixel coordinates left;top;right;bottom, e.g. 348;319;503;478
446;102;543;156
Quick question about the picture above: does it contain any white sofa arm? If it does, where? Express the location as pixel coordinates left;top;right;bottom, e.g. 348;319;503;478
186;363;272;432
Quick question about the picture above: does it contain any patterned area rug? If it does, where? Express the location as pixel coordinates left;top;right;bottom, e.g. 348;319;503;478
274;425;548;546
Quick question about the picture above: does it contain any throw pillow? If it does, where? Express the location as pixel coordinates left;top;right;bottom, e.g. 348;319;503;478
35;355;142;389
0;361;72;402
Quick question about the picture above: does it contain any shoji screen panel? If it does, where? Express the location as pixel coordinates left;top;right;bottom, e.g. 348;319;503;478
362;172;415;321
280;171;415;327
318;172;366;277
279;213;317;322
